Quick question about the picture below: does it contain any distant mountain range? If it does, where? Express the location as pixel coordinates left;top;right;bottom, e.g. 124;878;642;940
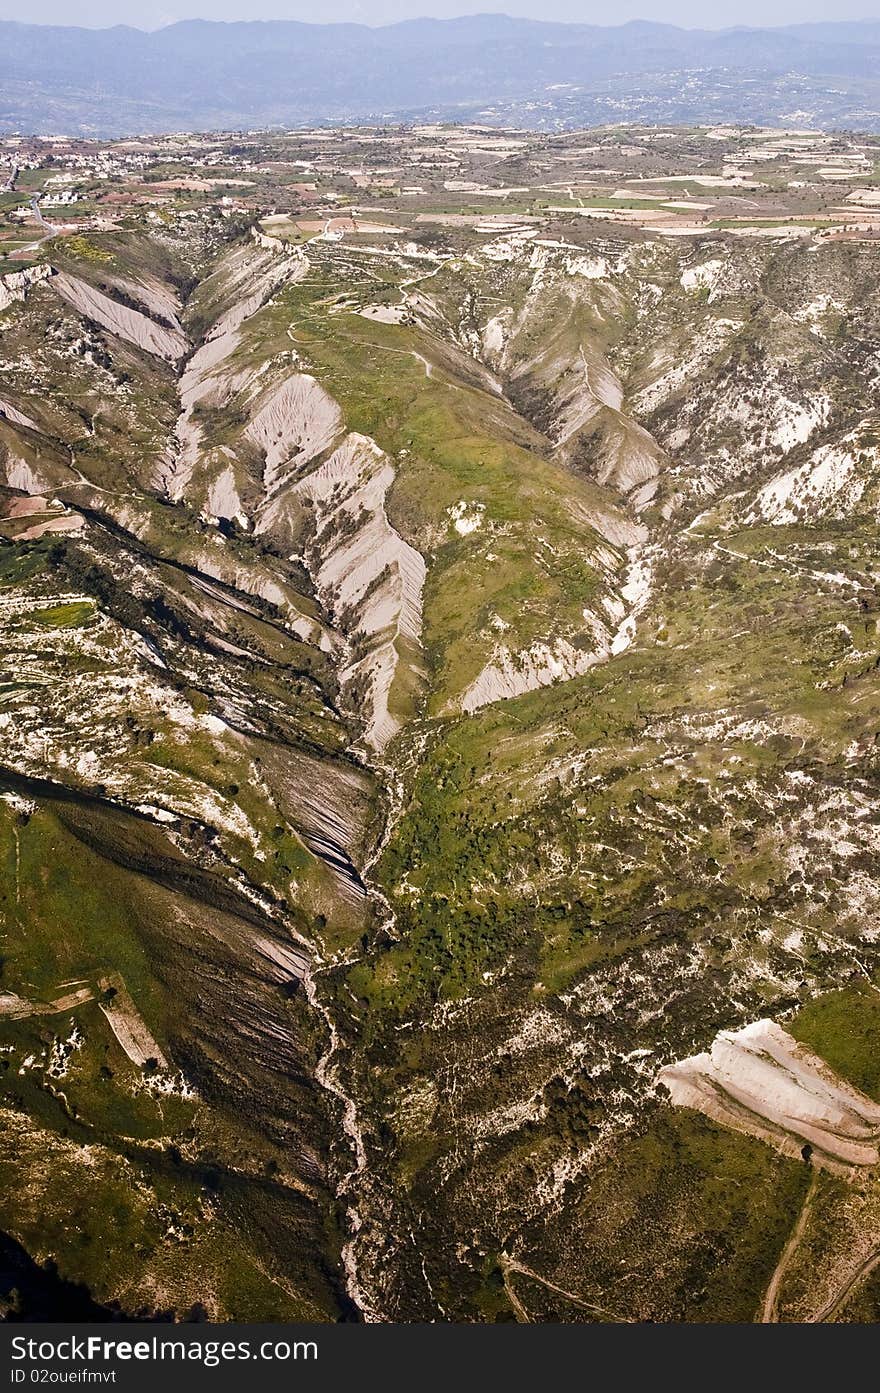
3;15;880;135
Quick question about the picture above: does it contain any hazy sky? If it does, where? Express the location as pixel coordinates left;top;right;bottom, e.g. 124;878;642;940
0;0;866;28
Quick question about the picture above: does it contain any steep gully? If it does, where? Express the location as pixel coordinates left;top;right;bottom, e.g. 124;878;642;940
4;235;662;1317
134;241;400;1319
297;376;659;1317
147;241;660;1320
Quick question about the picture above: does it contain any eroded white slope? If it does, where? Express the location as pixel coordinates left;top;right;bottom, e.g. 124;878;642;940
151;237;427;748
747;428;880;525
476;250;668;510
247;375;343;493
659;1019;880;1172
0;399;38;431
52;272;188;362
460;635;607;715
158;240;308;500
294;433;426;751
3;457;47;493
106;271;186;334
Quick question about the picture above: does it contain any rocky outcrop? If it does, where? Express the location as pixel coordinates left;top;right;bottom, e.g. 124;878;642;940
0;263;54;313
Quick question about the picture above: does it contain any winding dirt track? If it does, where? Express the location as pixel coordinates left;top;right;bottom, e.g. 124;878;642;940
760;1172;880;1323
807;1245;880;1323
500;1255;627;1323
760;1171;819;1322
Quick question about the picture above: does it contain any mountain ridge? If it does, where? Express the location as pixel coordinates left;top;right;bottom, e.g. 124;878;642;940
4;15;880;134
